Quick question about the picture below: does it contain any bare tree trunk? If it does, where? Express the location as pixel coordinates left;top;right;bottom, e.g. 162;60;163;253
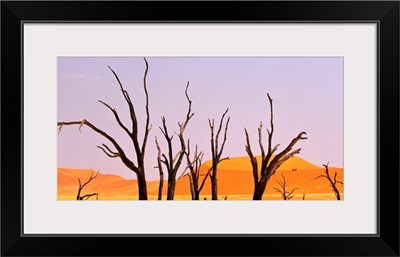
252;175;271;200
211;171;218;200
208;109;230;200
155;137;164;200
192;174;200;200
157;83;194;200
58;58;152;200
158;174;164;200
136;168;148;200
184;141;210;200
314;162;343;200
245;94;307;200
210;165;217;200
76;170;99;200
194;188;200;200
167;177;177;200
188;174;200;200
273;173;297;200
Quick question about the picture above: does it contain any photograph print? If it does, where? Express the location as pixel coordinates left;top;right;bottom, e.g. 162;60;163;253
57;57;343;201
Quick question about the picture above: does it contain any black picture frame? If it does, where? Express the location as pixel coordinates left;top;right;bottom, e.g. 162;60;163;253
1;1;399;256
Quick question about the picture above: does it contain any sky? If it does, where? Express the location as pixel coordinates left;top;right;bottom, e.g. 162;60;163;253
57;57;343;181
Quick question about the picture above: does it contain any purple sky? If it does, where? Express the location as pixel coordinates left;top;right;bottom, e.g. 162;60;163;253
57;57;343;181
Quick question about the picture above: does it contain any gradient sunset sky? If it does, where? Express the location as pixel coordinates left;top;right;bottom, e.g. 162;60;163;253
57;57;343;181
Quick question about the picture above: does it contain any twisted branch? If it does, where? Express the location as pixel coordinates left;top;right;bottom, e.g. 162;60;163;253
314;162;342;200
77;170;99;200
244;93;307;200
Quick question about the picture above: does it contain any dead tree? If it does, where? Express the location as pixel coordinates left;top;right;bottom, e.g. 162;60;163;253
157;83;194;200
273;173;297;200
77;170;99;200
58;58;151;200
183;140;211;200
155;137;164;200
244;94;307;200
302;192;306;200
208;109;230;200
314;162;343;200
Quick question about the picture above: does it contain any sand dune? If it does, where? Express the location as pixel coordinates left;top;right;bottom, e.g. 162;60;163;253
58;168;138;198
173;156;343;199
203;156;322;171
58;156;343;200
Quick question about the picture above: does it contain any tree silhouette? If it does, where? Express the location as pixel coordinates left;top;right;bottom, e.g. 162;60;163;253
183;140;210;200
76;170;99;200
154;138;165;200
156;83;194;200
314;162;343;200
58;58;151;200
273;173;297;200
244;94;307;200
208;109;230;200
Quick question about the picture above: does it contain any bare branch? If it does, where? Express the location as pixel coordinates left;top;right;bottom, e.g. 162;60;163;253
198;166;212;192
218;157;230;164
218;115;230;160
244;93;308;200
172;148;185;166
215;108;229;156
57;120;137;172
108;66;136;130
81;170;99;189
258;122;265;159
98;100;131;138
314;175;328;180
178;82;194;133
184;142;207;198
81;193;99;200
141;57;152;154
266;132;307;177
244;128;259;185
157;83;194;200
244;128;253;158
76;170;100;200
323;161;330;169
108;65;144;167
209;119;216;160
97;144;119;158
155;136;164;200
58;124;64;134
271;144;280;155
274;173;297;200
270;148;302;176
315;162;342;200
161;154;169;168
273;186;284;195
60;61;151;200
266;93;274;157
209;108;230;200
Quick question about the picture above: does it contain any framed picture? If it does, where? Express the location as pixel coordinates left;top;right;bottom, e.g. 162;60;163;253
2;1;399;256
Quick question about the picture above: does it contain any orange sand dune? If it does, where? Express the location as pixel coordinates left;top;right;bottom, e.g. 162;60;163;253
58;168;138;199
203;155;322;172
58;156;343;200
173;156;343;200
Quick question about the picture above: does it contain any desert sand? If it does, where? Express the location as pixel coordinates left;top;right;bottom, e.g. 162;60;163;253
58;156;343;200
